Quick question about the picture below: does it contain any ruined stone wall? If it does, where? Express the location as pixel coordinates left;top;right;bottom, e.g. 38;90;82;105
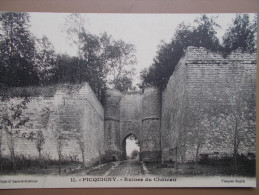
142;87;162;161
161;56;188;162
1;83;104;166
161;47;256;162
120;93;142;143
119;93;142;158
103;89;122;160
103;88;162;162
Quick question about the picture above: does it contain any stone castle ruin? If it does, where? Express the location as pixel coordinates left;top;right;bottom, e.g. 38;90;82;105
0;84;105;166
0;47;256;166
104;87;162;162
161;47;256;162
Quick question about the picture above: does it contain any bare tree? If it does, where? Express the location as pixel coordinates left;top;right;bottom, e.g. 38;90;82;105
56;132;66;175
64;13;86;82
197;63;256;171
36;130;45;166
55;115;69;175
0;123;4;172
65;13;86;58
73;128;86;170
218;70;256;171
51;106;68;175
36;107;49;165
187;74;208;172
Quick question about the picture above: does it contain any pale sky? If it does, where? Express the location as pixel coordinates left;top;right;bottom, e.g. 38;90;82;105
126;137;140;157
29;13;254;85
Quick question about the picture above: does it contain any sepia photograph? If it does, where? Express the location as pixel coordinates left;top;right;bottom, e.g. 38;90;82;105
0;12;256;188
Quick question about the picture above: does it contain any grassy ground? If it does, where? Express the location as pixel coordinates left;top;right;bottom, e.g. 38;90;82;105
0;162;115;176
0;156;84;175
0;156;255;177
0;162;83;175
144;159;256;177
0;156;116;176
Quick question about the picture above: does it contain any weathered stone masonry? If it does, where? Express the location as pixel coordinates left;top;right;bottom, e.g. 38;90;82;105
1;83;104;166
104;47;256;163
104;88;161;162
0;46;256;165
141;88;161;161
161;47;256;162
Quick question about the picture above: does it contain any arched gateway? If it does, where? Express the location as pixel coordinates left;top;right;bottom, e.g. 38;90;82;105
122;134;140;159
104;87;162;162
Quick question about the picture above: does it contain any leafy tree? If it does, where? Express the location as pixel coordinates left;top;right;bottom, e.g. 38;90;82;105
104;39;136;91
35;36;57;85
64;14;137;94
60;27;137;101
0;12;39;87
131;149;139;159
80;32;136;93
192;15;221;51
141;15;221;89
1;98;31;172
53;54;81;84
223;14;257;55
112;74;133;92
80;32;108;99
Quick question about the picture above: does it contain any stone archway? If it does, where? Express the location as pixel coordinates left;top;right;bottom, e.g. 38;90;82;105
104;88;162;162
122;134;140;160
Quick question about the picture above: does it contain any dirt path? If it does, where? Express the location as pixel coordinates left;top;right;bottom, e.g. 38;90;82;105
108;160;145;177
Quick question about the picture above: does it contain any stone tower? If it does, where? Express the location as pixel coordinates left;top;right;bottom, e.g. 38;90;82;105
141;87;162;162
103;87;162;162
104;89;122;160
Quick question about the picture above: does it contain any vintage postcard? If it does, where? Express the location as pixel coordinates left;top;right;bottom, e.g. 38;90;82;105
0;12;256;188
